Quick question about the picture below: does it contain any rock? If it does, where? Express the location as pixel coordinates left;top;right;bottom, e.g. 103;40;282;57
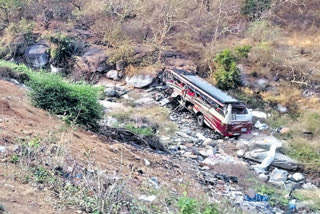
149;177;160;189
138;195;157;203
106;70;122;81
104;87;118;97
0;146;5;153
258;173;269;182
256;78;268;90
144;159;151;166
268;168;288;186
244;149;299;170
50;65;63;73
280;127;291;134
237;149;246;158
199;148;214;158
302;183;318;190
74;47;112;79
116;60;125;71
203;138;216;147
277;104;288;113
25;44;49;68
104;86;128;98
126;74;155;88
291;173;305;182
99;100;126;113
251;110;268;119
255;120;269;130
134;97;157;106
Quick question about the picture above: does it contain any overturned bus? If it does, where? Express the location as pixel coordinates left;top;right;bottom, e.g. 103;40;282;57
162;68;252;136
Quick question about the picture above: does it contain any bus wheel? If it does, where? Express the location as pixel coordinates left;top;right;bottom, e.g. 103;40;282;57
197;114;204;127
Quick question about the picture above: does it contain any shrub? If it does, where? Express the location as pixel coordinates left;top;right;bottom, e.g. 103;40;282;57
124;124;155;137
247;20;280;43
47;33;81;66
241;0;271;20
213;49;240;90
177;193;220;214
0;61;103;129
27;72;103;129
107;43;135;65
235;45;252;58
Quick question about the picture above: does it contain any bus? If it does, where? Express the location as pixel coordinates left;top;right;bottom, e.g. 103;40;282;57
162;68;252;136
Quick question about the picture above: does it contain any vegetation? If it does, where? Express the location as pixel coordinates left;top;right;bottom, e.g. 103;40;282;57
0;60;103;129
241;0;271;20
253;183;289;207
124;124;155;137
293;189;320;211
177;193;220;214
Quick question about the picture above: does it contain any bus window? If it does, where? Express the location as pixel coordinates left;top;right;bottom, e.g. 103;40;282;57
232;106;248;114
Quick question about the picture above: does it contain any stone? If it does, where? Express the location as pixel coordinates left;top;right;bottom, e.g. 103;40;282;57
106;70;122;81
277;104;288;113
74;47;111;76
256;78;268;90
237;149;245;158
302;183;318;190
0;146;5;153
258;173;269;182
138;195;157;203
116;60;125;70
280;127;291;134
268;168;288;186
50;65;63;73
244;149;299;170
199;148;214;158
251;110;268;119
291;173;305;182
104;87;118;97
203;138;216;147
255;120;269;130
144;159;151;166
126;74;155;88
25;44;49;68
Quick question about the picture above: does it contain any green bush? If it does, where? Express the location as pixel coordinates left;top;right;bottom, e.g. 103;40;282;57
107;43;135;65
235;45;252;58
213;49;240;90
177;193;220;214
241;0;271;20
0;60;103;130
47;33;81;66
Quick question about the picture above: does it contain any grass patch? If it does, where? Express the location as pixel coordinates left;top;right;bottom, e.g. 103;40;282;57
0;60;103;130
251;181;289;207
293;189;320;211
124;124;155;137
177;192;220;214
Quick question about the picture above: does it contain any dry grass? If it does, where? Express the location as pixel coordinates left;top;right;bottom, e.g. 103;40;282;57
293;189;320;211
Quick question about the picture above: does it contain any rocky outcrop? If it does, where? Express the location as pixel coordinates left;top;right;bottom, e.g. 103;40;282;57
74;47;111;74
25;44;49;68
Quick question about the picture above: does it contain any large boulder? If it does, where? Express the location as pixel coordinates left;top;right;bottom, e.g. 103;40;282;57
126;74;155;88
75;47;111;74
244;149;299;170
106;70;123;81
25;44;49;68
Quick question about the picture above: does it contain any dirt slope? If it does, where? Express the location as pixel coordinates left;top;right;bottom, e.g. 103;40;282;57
0;80;202;213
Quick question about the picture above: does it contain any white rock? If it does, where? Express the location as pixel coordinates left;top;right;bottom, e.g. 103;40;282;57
255;120;269;130
138;195;157;203
106;70;121;81
237;149;245;158
126;74;155;88
0;146;5;153
302;183;318;190
292;173;305;182
269;168;288;186
144;159;151;166
251;110;268;119
277;104;288;113
258;173;269;182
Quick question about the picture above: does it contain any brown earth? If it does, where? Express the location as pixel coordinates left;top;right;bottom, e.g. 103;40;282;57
0;80;204;213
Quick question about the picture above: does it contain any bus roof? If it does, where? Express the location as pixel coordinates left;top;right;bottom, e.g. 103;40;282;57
170;69;239;104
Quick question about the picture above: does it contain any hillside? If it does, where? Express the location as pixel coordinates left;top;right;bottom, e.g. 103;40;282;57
0;0;320;213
